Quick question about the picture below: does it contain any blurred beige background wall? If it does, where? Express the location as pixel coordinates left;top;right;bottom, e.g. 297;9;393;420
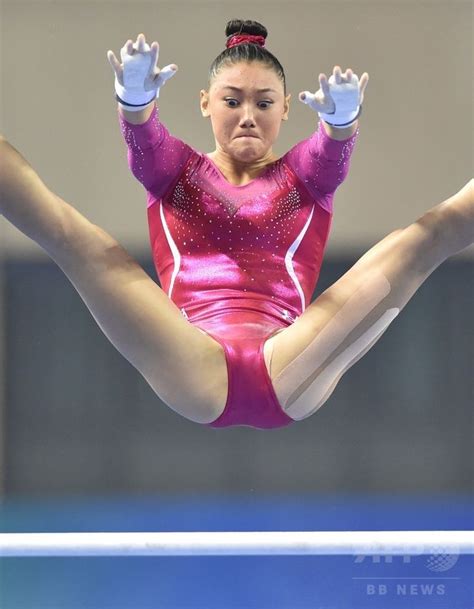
1;0;473;259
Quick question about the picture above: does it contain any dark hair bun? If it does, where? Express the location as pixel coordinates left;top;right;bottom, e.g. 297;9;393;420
225;19;268;40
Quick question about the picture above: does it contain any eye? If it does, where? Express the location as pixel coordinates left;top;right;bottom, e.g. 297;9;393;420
224;98;274;109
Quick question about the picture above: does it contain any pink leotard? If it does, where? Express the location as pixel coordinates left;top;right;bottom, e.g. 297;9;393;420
119;107;358;429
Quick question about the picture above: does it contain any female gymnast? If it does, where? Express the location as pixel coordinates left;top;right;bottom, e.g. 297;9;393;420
0;20;472;430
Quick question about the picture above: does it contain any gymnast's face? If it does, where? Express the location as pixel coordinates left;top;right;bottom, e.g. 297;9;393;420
200;61;290;164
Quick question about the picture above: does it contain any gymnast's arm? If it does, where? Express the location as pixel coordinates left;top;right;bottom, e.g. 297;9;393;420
117;102;194;199
119;101;155;125
320;120;358;142
108;34;193;198
284;67;367;198
284;118;359;201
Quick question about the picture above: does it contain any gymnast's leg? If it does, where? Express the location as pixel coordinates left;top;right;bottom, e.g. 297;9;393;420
264;180;473;420
0;136;228;423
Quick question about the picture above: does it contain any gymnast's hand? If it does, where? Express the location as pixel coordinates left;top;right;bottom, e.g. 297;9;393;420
107;33;178;110
299;66;369;127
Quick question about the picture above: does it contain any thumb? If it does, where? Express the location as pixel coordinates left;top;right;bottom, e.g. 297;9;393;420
299;90;313;103
299;91;319;107
154;64;178;87
107;50;123;82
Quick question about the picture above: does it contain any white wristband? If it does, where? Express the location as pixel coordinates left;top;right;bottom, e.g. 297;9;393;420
115;77;157;112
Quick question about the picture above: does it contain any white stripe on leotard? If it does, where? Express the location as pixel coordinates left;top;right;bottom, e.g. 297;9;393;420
159;201;181;300
284;203;315;314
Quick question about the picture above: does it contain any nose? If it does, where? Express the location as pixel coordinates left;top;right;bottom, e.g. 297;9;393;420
239;104;256;127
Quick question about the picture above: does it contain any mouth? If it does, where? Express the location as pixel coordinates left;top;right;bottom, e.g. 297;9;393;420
236;135;258;139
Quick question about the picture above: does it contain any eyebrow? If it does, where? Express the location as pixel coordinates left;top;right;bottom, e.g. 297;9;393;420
221;85;277;94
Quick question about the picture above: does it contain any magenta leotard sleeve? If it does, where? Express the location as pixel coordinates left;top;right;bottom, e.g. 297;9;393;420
284;120;359;212
118;106;194;204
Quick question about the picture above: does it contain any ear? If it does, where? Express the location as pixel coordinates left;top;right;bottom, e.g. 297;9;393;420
200;89;210;118
282;93;291;121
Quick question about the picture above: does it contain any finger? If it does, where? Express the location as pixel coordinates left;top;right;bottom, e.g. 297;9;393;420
345;68;353;81
125;39;134;55
154;64;178;87
136;33;147;52
107;50;123;84
298;90;321;110
150;41;160;69
333;65;342;84
359;72;369;103
319;73;330;97
106;50;117;70
107;50;121;73
359;72;369;92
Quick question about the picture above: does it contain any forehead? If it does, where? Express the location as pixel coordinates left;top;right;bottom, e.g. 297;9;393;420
211;62;282;93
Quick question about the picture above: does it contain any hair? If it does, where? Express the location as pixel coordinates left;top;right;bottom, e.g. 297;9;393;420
208;19;286;95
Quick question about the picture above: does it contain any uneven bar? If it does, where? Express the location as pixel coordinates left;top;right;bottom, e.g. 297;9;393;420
0;531;472;557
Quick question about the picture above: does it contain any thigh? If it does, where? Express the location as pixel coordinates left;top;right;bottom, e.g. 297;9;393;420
264;226;441;420
37;196;228;423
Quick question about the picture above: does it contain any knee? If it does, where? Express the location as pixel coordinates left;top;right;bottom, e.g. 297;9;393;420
412;186;474;249
409;202;466;263
54;199;94;250
412;208;445;244
63;210;120;265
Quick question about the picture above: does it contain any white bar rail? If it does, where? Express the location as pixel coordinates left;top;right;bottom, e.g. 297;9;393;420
0;531;472;557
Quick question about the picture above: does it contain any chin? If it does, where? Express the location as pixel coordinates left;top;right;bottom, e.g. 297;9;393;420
233;144;263;160
236;152;261;164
